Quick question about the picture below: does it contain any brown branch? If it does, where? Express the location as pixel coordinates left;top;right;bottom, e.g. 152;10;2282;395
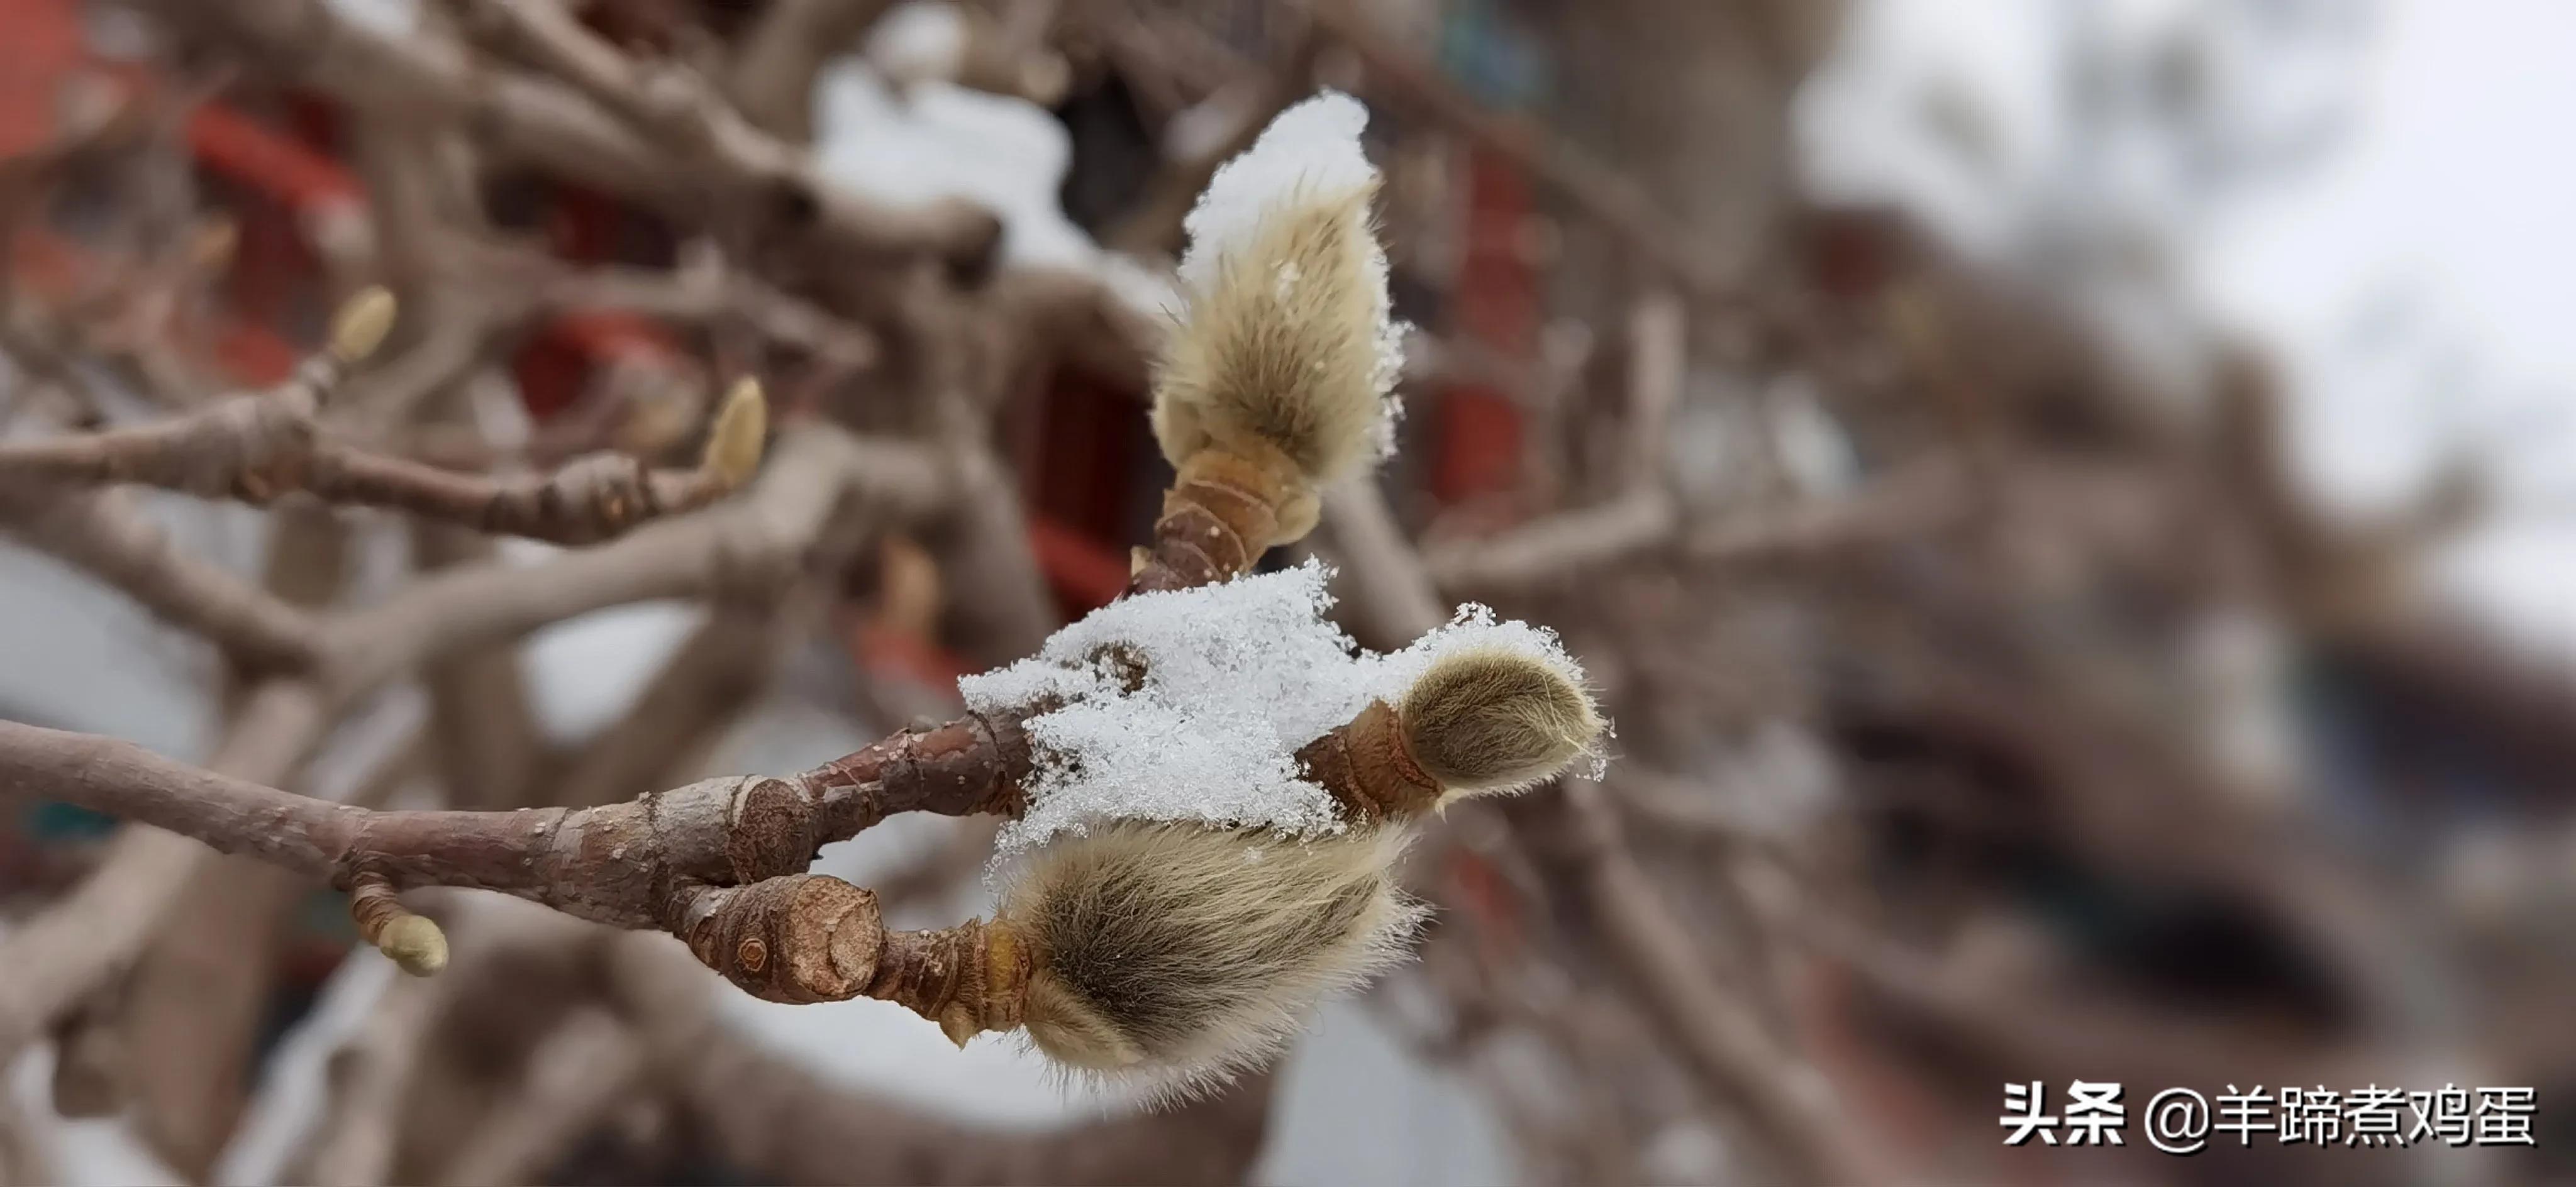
0;656;1474;1020
0;681;327;1068
430;1007;645;1187
1418;456;1971;597
1312;479;1447;648
409;523;547;811
534;251;880;372
919;448;1057;666
316;425;945;693
445;0;998;273
293;419;761;546
1305;0;1736;304
146;0;1000;279
1126;446;1310;595
0;289;392;489
726;0;900;141
0;484;321;670
597;917;1277;1187
1423;487;1680;597
0;424;951;1073
0;714;1024;1000
1105;23;1321;255
1552;778;1879;1187
0;304;772;545
294;967;443;1187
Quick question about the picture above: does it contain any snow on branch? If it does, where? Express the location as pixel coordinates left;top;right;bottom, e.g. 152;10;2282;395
964;560;1602;858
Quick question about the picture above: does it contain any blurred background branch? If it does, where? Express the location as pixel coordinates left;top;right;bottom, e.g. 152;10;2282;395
3;1;2572;1185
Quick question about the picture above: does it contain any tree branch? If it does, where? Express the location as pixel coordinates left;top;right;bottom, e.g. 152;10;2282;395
1553;778;1879;1187
725;0;899;141
0;299;772;545
0;484;320;670
0;422;953;1068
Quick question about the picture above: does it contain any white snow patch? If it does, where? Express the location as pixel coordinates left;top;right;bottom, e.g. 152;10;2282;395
320;0;417;38
863;3;969;86
959;561;1587;860
812;63;1175;329
1179;92;1379;291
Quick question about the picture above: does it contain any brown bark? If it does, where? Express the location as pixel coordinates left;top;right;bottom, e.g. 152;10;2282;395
1106;26;1321;257
0;671;1462;1022
411;522;545;811
726;0;900;142
1127;447;1303;595
0;483;320;670
0;345;766;545
598;920;1277;1186
429;1007;645;1187
0;423;952;1074
180;0;1000;277
126;496;354;1178
920;450;1057;667
0;681;325;1066
1549;779;1877;1187
292;964;443;1187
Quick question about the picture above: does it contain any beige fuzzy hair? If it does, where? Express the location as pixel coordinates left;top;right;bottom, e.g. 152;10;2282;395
1002;819;1423;1096
1401;645;1605;798
1151;182;1393;497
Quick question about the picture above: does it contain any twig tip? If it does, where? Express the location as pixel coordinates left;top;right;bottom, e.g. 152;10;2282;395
330;286;399;364
377;914;450;977
189;217;239;274
701;376;769;487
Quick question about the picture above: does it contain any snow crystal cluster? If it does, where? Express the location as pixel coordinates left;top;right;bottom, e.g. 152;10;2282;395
1175;90;1411;460
959;561;1585;859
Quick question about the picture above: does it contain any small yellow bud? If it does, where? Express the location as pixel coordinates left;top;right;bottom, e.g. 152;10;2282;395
377;914;450;977
189;217;239;274
329;286;398;365
699;377;769;488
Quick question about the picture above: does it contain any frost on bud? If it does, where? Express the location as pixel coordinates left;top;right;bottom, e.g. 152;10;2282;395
697;377;769;489
328;285;398;366
1001;820;1421;1096
1399;644;1604;799
1150;91;1405;546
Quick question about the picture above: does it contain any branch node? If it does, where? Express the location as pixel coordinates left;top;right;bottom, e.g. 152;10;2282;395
1130;446;1306;593
677;875;882;1003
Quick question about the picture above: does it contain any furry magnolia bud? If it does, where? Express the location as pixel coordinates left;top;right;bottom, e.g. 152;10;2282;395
1152;185;1389;482
1002;820;1421;1095
1399;644;1604;798
1150;92;1404;546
